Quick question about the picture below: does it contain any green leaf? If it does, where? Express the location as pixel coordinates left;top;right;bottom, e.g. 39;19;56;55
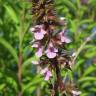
3;4;19;23
78;19;93;27
73;59;84;70
22;75;43;94
83;65;96;76
0;38;18;63
90;88;96;92
56;0;77;14
81;82;91;88
0;84;5;91
81;93;89;96
6;76;18;92
22;56;39;70
78;77;96;83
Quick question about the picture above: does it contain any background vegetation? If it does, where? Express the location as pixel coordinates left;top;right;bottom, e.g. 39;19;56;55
0;0;96;96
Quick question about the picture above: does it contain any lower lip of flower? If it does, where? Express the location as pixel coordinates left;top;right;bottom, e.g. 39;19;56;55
46;52;56;58
34;32;44;40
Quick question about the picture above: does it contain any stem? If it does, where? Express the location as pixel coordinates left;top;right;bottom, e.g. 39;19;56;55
18;0;25;95
36;66;41;96
72;31;96;64
51;59;65;96
18;49;22;96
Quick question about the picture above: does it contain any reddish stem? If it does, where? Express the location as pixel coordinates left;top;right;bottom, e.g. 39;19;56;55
51;59;65;96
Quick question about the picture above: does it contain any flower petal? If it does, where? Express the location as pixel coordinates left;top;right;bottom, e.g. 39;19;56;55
46;52;56;58
35;48;43;57
41;29;46;35
54;48;58;52
47;71;52;76
63;37;71;43
40;67;48;74
61;36;71;43
49;42;54;47
34;32;44;40
44;75;50;81
44;71;52;81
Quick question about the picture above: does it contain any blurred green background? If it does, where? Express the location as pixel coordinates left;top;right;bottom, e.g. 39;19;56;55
0;0;96;96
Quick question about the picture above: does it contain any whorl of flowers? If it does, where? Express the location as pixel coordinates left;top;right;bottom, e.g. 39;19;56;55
30;0;81;95
30;25;71;59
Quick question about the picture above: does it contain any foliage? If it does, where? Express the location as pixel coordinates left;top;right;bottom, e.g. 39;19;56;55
0;0;96;95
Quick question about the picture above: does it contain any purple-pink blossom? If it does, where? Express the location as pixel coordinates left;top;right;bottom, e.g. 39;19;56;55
45;42;58;58
59;30;71;43
35;47;43;58
44;70;52;81
30;25;46;40
40;67;52;81
32;42;43;58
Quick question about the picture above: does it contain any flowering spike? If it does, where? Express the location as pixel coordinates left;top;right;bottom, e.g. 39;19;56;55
30;0;79;95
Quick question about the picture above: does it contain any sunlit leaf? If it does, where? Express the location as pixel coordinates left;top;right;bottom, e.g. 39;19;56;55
82;65;96;76
3;4;19;23
0;84;5;91
78;77;96;83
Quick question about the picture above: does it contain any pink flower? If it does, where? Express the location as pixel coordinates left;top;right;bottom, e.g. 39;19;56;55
36;47;43;58
32;42;43;58
40;67;48;74
59;30;71;43
44;70;52;81
31;25;46;40
45;42;58;58
34;32;44;40
40;67;52;81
